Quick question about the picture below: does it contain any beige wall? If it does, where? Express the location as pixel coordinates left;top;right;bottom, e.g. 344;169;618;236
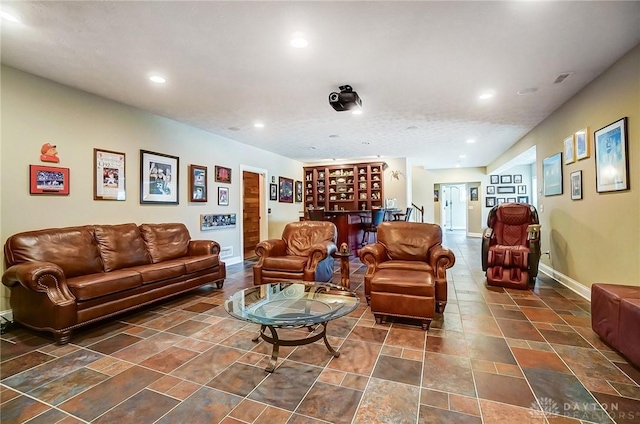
487;44;640;289
1;66;303;311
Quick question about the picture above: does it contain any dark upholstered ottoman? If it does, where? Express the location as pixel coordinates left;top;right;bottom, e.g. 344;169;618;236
591;283;640;367
370;269;435;330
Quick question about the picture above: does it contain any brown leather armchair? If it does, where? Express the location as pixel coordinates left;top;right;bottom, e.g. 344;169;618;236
253;221;338;285
359;222;455;330
482;203;541;289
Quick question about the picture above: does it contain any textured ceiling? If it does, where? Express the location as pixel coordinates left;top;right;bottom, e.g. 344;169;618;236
2;1;639;169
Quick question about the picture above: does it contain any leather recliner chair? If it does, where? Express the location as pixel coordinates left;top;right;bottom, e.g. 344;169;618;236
253;221;338;285
359;222;455;330
482;203;541;289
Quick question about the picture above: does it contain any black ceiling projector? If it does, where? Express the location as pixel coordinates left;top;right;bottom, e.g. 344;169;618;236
329;85;362;112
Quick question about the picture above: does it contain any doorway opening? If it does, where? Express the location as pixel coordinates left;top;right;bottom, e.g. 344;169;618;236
440;183;467;232
240;166;268;260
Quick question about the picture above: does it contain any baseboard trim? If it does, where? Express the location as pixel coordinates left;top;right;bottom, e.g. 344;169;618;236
467;232;482;238
225;256;243;266
539;263;591;301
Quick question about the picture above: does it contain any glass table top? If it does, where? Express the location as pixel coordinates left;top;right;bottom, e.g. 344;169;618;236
224;282;359;327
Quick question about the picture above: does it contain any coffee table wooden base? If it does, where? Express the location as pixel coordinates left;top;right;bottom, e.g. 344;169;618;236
253;323;339;372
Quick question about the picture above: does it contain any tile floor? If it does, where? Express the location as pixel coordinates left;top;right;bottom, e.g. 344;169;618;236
1;231;640;423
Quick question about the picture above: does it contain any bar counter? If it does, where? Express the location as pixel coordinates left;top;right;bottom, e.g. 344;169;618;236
323;210;367;256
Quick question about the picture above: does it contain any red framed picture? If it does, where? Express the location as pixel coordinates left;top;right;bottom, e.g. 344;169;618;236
30;165;70;195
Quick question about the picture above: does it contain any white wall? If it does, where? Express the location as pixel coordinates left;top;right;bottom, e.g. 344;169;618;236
1;66;303;310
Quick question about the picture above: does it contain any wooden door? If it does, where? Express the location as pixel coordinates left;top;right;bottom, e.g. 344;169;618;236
243;171;261;259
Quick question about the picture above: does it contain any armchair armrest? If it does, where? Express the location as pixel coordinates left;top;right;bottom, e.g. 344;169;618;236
359;243;389;272
428;245;456;280
188;240;221;256
2;262;75;305
255;239;287;259
481;227;494;271
306;240;338;270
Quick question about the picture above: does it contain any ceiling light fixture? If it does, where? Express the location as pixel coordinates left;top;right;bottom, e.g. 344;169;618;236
478;92;494;100
466;139;476;144
149;75;166;84
455;163;461;168
0;11;19;22
459;154;466;159
517;88;538;95
352;109;363;115
290;32;308;48
254;122;264;128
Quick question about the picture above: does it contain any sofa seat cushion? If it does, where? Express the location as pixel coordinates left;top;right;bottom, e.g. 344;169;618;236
370;269;434;297
262;256;308;272
378;260;433;273
67;270;143;301
128;261;186;284
181;255;220;274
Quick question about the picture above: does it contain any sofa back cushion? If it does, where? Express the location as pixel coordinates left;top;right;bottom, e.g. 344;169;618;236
4;226;103;278
282;221;337;257
94;224;151;272
378;222;442;261
139;223;190;263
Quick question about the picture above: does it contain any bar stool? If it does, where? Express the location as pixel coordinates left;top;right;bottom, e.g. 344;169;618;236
361;208;386;246
393;207;413;222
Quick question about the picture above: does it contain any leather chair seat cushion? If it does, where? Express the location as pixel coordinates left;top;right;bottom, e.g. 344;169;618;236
488;245;529;268
262;256;308;272
95;224;151;272
370;269;434;297
378;260;433;273
619;298;640;366
129;261;186;284
67;270;143;301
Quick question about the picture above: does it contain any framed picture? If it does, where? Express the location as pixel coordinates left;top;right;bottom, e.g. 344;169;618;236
595;117;629;193
295;180;303;203
270;183;278;201
279;176;294;203
93;148;125;200
201;213;236;230
500;175;512;184
543;152;563;196
434;189;439;202
518;196;529;203
570;170;583;200
30;165;70;195
140;150;179;204
189;164;207;202
486;186;495;195
215;165;232;184
513;174;522;184
218;186;229;206
507;197;516;203
564;135;575;164
486;197;496;208
469;187;478;201
575;128;590;160
490;175;499;184
517;185;527;194
497;186;516;194
497;198;506;204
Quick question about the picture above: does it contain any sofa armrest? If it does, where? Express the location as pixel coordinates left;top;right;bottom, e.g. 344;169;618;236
481;227;493;271
428;245;456;280
255;239;287;259
2;262;75;305
306;241;338;270
188;240;221;256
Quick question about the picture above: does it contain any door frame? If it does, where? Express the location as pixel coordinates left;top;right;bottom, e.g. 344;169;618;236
440;183;468;232
239;165;269;259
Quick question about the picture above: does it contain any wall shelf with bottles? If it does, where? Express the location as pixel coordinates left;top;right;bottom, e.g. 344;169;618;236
304;162;386;212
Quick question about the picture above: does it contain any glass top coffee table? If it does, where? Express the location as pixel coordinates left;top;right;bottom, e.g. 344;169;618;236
224;282;359;372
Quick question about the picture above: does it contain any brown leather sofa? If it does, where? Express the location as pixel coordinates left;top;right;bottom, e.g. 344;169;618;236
2;223;226;344
359;222;455;330
253;221;337;285
591;283;640;367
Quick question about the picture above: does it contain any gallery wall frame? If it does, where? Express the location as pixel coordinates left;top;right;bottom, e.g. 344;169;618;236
564;135;575;164
140;149;179;204
215;165;232;184
543;152;563;196
517;185;527;194
513;174;522;184
269;183;278;201
517;196;529;203
497;186;516;194
469;187;478;201
218;186;229;206
295;180;303;203
500;175;512;184
594;117;629;193
279;176;294;203
486;186;495;195
189;164;207;202
570;170;583;200
575;127;590;160
93;148;125;201
490;175;499;184
200;213;236;230
486;197;496;208
30;165;70;195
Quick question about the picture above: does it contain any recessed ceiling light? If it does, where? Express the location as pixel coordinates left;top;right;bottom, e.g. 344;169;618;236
328;134;340;138
517;88;538;95
459;154;466;159
290;32;308;48
254;122;264;128
466;139;476;144
149;75;166;84
352;109;363;115
309;146;317;150
455;163;461;168
0;11;19;22
478;92;494;100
